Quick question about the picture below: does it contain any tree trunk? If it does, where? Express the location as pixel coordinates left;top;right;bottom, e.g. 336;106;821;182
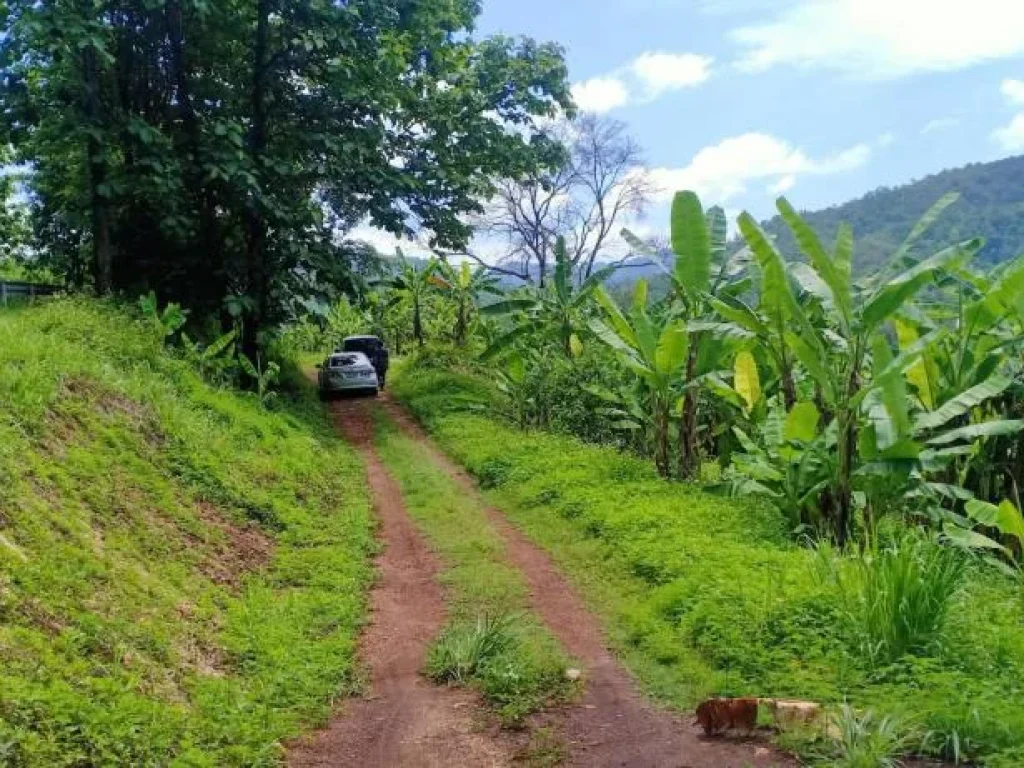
781;362;797;411
242;0;271;361
88;144;113;294
456;300;467;345
414;298;424;345
678;340;701;480
82;44;112;294
654;396;670;478
834;410;856;546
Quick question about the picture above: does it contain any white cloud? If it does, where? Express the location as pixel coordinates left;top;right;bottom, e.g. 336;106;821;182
1002;79;1024;106
631;52;713;97
768;175;796;194
875;132;896;148
992;114;1024;151
992;78;1024;151
921;117;961;134
571;51;712;113
571;76;630;114
732;0;1024;79
646;132;871;204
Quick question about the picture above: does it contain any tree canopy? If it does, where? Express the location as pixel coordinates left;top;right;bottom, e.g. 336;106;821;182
0;0;572;349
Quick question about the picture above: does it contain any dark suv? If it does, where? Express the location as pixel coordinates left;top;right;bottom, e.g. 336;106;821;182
338;335;390;389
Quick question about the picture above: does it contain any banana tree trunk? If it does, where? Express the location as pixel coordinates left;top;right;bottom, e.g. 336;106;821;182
455;300;467;346
414;299;424;345
654;395;670;478
834;408;856;546
678;342;701;480
781;366;797;411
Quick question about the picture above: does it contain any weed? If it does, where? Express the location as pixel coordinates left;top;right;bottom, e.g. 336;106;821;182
427;614;518;685
821;536;966;665
829;704;914;768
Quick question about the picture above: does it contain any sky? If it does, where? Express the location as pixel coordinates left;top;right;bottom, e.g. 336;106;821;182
357;0;1024;258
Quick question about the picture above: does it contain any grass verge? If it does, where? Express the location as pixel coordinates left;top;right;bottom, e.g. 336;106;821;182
0;299;375;766
371;408;576;724
391;362;1024;766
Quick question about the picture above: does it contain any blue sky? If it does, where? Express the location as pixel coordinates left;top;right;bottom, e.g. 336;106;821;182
354;0;1024;258
475;0;1024;230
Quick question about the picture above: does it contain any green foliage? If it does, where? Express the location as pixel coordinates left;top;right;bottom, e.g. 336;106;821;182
238;353;280;408
138;291;187;339
391;364;1024;764
1;0;572;348
0;300;375;765
483;236;615;360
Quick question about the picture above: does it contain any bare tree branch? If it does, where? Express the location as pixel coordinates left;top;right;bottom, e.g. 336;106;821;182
479;114;652;286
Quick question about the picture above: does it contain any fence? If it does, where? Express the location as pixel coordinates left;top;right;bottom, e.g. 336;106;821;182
0;280;62;306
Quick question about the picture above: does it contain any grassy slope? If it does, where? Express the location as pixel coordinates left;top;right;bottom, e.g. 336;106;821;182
392;364;1024;766
372;410;574;723
0;300;375;766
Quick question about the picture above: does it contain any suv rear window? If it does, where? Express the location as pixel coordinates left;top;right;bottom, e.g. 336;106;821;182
343;339;377;353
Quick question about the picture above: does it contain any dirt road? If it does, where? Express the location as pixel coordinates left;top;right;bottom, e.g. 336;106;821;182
288;399;515;767
289;393;791;767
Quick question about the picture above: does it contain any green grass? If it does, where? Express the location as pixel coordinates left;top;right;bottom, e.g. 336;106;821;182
0;300;376;766
372;410;576;724
391;363;1024;766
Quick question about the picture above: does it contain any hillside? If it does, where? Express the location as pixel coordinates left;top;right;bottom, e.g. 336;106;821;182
0;300;374;765
761;154;1024;272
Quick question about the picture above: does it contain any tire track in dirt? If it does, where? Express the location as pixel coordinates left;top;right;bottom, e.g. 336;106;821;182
379;396;793;768
288;397;514;768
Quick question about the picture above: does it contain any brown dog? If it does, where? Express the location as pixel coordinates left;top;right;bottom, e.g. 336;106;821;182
694;697;760;736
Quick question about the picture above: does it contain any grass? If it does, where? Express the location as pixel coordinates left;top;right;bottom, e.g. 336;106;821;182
819;536;967;666
371;410;576;724
0;299;376;766
391;362;1024;766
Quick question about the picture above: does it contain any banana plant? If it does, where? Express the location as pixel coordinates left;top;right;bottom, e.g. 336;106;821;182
481;236;615;359
900;255;1024;505
590;279;689;477
383;250;440;346
737;196;980;543
722;399;836;534
624;190;743;479
434;260;502;346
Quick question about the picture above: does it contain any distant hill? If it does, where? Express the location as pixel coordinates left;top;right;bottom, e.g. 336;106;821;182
758;154;1024;273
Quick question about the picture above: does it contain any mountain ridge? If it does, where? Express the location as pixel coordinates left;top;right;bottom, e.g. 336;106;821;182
757;153;1024;271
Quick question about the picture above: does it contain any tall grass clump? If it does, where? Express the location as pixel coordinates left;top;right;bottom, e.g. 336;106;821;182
822;536;966;665
830;704;914;768
427;614;518;685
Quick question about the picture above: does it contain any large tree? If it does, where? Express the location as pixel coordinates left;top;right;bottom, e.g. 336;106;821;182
0;0;572;352
463;114;651;285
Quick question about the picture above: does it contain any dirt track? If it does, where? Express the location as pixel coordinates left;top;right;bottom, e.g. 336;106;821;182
289;393;791;767
288;398;515;767
378;398;789;768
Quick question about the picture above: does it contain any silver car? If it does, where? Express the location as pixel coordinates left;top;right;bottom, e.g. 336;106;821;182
317;351;379;398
